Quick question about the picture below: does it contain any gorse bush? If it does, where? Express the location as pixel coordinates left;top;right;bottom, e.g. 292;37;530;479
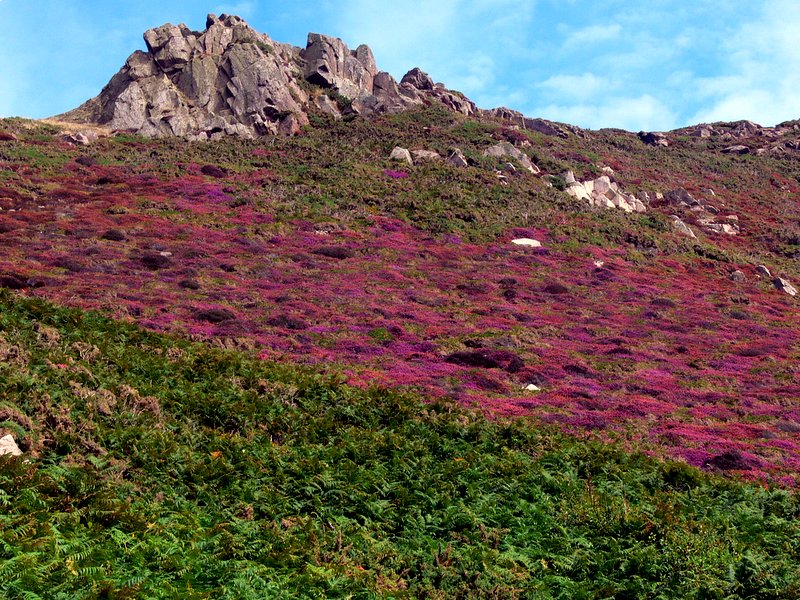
1;290;799;598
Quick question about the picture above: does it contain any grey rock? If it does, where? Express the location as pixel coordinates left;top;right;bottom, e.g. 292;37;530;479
664;188;700;207
756;265;772;277
483;142;538;173
523;117;570;138
411;149;441;162
447;148;469;167
62;130;98;146
389;146;413;165
313;94;341;118
693;124;714;138
639;131;669;146
774;277;798;296
354;44;378;77
303;33;347;88
730;270;746;282
722;144;750;155
0;434;22;457
401;67;435;91
482;106;526;126
671;215;696;239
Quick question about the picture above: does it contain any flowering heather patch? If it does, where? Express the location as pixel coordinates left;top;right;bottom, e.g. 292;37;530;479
2;115;800;485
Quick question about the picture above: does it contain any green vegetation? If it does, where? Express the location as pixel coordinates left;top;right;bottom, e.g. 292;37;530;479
1;290;799;598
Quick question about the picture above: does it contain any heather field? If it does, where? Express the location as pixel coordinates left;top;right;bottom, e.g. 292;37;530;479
2;110;800;486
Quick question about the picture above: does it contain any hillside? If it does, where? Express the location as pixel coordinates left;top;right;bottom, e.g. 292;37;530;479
3;107;800;484
1;12;800;598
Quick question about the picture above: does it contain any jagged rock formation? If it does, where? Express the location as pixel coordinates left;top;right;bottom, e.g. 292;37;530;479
659;188;741;236
482;106;584;138
59;13;485;139
483;142;539;173
563;170;647;213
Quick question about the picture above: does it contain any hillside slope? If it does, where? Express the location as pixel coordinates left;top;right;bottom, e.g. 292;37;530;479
2;107;800;484
1;290;799;597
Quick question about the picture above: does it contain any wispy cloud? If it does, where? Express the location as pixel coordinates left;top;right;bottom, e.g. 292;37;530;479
333;0;535;90
560;23;621;49
538;94;678;132
538;73;616;102
690;0;800;125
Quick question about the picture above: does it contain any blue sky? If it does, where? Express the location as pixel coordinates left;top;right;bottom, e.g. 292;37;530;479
0;1;797;131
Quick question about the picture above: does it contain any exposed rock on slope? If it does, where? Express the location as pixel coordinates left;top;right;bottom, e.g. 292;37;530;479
563;170;647;213
60;13;482;139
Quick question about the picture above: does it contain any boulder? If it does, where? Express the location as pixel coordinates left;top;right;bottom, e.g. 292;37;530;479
756;265;772;277
511;238;542;247
730;270;746;282
693;124;714;138
663;188;700;207
447;148;468;167
389;146;413;165
432;88;478;116
593;175;612;195
566;182;591;202
639;131;669;146
522;117;569;138
483;142;538;173
411;149;441;163
313;94;341;118
401;67;435;91
371;71;422;113
705;222;739;235
143;23;198;73
62;130;98;146
722;145;750;155
671;216;696;239
774;277;798;296
0;434;22;457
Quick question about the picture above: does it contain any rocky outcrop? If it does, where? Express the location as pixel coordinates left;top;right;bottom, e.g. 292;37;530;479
639;131;669;147
659;188;742;236
671;216;697;239
447;148;469;167
483;142;538;173
62;14;308;138
59;14;485;139
563;171;646;213
483;106;582;138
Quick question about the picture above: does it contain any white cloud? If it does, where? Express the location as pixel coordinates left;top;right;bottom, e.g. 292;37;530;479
689;0;800;126
536;94;678;131
332;0;535;88
560;23;621;49
539;73;616;101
